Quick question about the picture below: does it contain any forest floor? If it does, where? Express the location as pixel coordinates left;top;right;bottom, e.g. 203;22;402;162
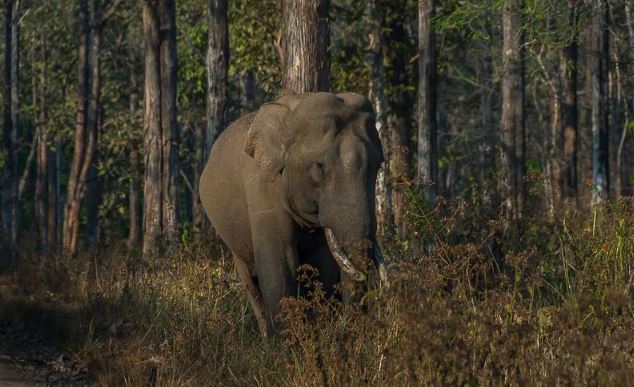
0;200;632;385
0;276;90;386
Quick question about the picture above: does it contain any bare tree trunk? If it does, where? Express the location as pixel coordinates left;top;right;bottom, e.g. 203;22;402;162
365;0;391;238
142;0;163;256
2;0;20;267
85;1;103;248
387;19;412;237
476;4;495;210
416;0;437;203
63;0;91;255
142;0;180;256
586;0;609;205
622;0;634;196
500;0;525;222
54;140;62;249
159;0;179;247
194;0;228;229
35;39;50;253
281;0;330;93
127;79;140;249
561;0;578;204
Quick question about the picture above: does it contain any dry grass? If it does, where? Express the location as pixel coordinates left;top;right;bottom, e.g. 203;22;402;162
3;198;634;386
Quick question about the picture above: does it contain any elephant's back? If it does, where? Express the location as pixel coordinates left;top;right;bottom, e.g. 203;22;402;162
199;112;257;260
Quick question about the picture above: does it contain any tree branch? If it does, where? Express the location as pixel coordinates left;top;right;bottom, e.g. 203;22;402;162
100;0;124;27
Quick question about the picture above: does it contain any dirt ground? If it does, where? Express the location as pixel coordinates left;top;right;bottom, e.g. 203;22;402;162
0;278;90;386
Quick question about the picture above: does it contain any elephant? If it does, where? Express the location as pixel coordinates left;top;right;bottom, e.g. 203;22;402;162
199;92;388;337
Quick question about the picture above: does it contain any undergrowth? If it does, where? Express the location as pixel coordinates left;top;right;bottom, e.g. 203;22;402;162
3;198;634;386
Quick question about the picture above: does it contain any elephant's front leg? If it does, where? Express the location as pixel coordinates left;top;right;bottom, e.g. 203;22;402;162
249;208;299;334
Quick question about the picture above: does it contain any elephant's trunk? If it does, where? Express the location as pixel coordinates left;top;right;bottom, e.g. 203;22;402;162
324;227;389;286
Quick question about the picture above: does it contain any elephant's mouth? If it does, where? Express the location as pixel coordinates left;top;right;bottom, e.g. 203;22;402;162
324;228;389;286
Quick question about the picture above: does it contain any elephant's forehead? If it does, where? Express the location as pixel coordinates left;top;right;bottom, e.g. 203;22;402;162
291;95;355;122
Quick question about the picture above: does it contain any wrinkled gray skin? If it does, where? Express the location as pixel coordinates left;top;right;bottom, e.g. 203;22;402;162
200;92;385;337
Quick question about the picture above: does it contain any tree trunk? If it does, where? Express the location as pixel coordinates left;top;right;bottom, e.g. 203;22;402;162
476;5;495;210
35;39;50;253
622;0;634;196
561;0;578;204
586;0;609;205
2;0;20;267
142;0;163;256
85;2;103;249
281;0;330;93
416;0;437;203
127;82;140;249
500;0;525;222
387;19;413;236
159;0;179;247
63;0;92;255
365;0;392;238
194;0;229;229
142;0;180;256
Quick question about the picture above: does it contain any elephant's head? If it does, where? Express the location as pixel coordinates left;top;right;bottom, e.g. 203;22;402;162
244;92;388;288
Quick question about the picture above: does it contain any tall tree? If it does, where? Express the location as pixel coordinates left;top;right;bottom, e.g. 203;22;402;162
586;0;609;204
127;63;140;249
34;37;50;253
281;0;330;93
386;11;413;236
142;0;180;256
2;0;19;267
416;0;437;202
63;0;120;255
476;2;495;210
561;0;579;203
193;0;228;229
365;0;391;237
63;0;91;255
500;0;525;221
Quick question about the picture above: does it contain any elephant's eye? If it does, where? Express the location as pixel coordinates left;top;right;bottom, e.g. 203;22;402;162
309;162;325;183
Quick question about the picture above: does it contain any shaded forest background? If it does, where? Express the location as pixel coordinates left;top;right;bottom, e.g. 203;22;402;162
1;0;633;260
0;0;634;385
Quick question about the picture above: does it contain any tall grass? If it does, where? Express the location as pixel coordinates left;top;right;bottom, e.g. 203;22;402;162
4;198;634;385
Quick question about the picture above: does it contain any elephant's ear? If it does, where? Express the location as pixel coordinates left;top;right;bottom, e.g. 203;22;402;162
244;95;307;182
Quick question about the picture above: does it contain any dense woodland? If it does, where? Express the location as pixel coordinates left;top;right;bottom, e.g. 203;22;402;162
0;0;633;260
0;0;634;385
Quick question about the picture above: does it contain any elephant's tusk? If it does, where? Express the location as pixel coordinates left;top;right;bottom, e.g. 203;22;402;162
324;228;367;282
374;245;390;288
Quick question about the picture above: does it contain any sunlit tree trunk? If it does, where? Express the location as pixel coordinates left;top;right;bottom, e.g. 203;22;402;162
64;0;109;255
281;0;329;93
561;0;579;204
500;0;525;222
365;0;392;237
416;0;437;203
63;0;91;255
142;0;163;256
2;0;20;267
142;0;180;256
159;0;179;247
586;0;609;205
